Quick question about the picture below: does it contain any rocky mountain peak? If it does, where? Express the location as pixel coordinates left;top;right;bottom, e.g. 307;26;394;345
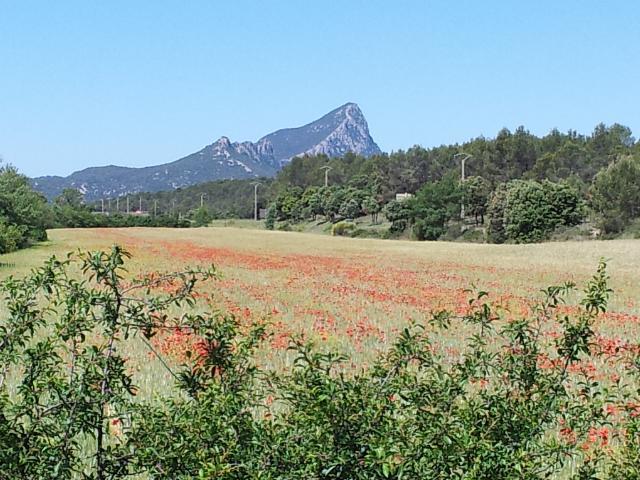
259;102;381;163
300;102;380;159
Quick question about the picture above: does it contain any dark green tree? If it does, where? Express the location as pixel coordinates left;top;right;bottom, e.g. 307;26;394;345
361;196;381;224
383;200;412;233
338;198;361;220
488;180;584;243
53;189;95;228
192;206;212;227
409;174;462;240
55;188;85;208
486;183;508;243
300;186;323;220
590;155;640;233
463;176;491;225
264;206;276;230
0;163;51;253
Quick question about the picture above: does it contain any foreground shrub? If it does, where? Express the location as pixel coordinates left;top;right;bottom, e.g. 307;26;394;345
0;247;217;478
0;249;639;478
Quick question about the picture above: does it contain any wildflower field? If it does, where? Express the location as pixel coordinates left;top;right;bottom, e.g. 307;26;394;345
2;227;639;396
2;227;640;477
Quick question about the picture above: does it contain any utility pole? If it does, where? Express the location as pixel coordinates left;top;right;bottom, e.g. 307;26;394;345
251;182;262;221
320;166;332;187
116;197;119;212
139;196;142;213
101;199;104;214
454;153;472;220
200;193;206;208
126;197;130;214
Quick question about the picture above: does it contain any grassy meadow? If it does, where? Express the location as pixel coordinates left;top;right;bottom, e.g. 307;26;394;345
1;227;639;400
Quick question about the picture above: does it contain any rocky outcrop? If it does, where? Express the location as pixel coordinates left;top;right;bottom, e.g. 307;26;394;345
299;103;381;159
260;102;381;163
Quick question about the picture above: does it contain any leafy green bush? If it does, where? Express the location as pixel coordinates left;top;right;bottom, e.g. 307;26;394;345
548;224;594;242
350;228;384;239
331;220;357;236
192;206;213;227
488;180;584;243
457;227;485;243
0;247;217;478
412;216;446;240
0;221;26;253
277;221;292;231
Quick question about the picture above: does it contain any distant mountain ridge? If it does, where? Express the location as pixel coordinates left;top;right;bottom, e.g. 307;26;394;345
32;103;381;201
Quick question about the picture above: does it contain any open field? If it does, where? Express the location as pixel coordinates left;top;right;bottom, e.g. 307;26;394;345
2;227;640;476
1;228;640;397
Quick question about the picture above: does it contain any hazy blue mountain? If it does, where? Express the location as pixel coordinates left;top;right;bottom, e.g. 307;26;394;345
31;103;381;201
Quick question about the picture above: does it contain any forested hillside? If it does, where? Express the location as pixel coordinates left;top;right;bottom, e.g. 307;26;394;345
270;122;636;196
134;122;634;208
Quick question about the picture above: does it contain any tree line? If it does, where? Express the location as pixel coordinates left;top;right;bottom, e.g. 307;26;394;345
270;122;636;195
265;123;640;241
0;166;190;254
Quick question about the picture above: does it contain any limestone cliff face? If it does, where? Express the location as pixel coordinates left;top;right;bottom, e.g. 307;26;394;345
300;103;381;159
32;103;381;201
259;102;381;163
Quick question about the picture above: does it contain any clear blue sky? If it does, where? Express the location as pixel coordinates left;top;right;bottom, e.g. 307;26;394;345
1;0;638;177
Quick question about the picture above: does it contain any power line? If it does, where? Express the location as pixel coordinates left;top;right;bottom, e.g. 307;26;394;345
454;152;472;220
320;166;332;187
250;182;262;221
